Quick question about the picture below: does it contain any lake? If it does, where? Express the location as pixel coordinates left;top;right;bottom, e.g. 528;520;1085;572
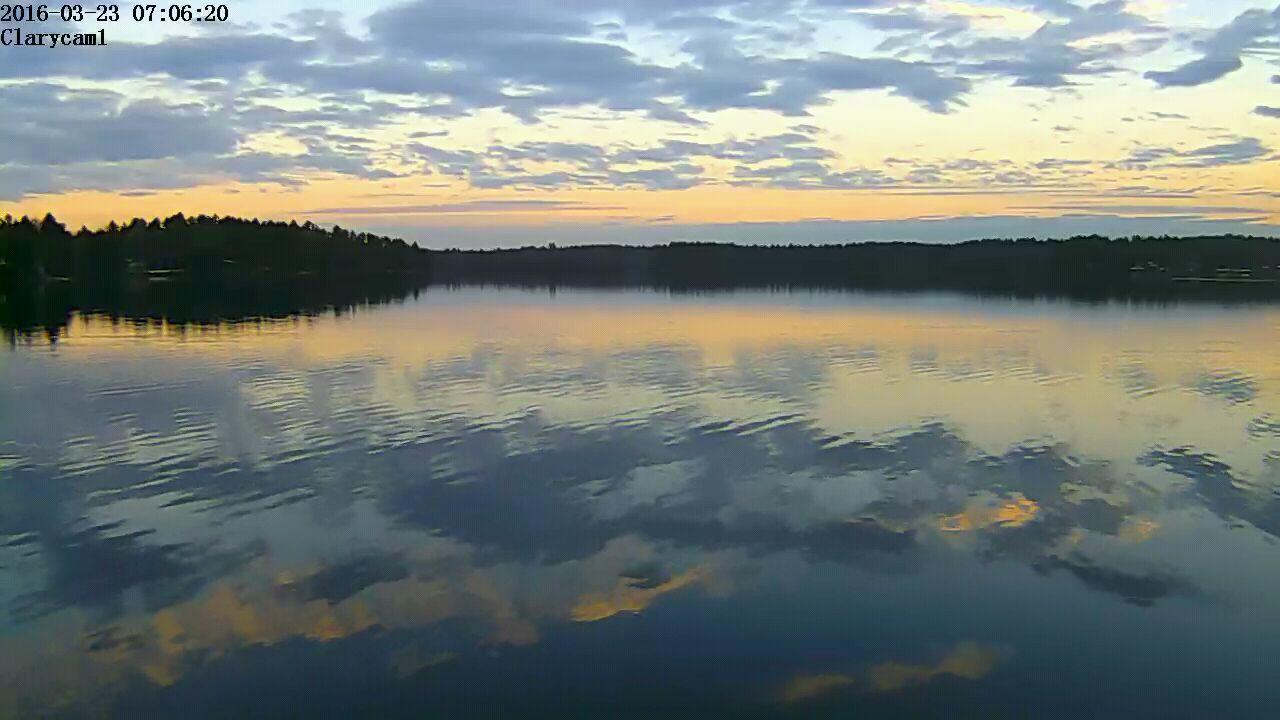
3;287;1280;717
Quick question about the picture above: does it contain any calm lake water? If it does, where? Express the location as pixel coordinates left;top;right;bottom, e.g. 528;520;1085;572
3;288;1280;718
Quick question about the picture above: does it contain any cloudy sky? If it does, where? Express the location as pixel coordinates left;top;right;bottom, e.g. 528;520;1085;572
1;0;1278;246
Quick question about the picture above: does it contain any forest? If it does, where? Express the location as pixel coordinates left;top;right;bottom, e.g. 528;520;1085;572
0;213;432;341
3;214;1280;341
430;235;1280;294
0;213;430;285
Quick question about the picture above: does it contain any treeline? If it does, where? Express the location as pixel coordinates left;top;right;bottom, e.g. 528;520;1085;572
0;213;430;286
1;213;432;341
6;219;1280;342
430;235;1280;297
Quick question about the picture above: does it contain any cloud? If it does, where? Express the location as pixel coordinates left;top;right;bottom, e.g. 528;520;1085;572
356;1;688;121
1176;137;1270;167
0;30;319;83
852;5;971;45
0;84;235;166
1146;5;1280;88
930;0;1165;89
9;0;977;120
0;78;417;199
407;143;485;177
801;54;973;112
0;150;398;201
402;129;894;191
1145;55;1242;87
657;31;973;114
607;165;705;189
0;0;1271;203
731;160;893;188
1115;137;1270;169
301;200;624;216
1019;203;1273;216
1256;106;1280;118
1012;0;1084;18
0;2;911;185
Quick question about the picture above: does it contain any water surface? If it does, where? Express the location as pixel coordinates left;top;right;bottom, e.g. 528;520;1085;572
3;288;1280;717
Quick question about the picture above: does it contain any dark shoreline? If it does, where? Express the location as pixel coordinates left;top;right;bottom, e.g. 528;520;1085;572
424;236;1280;293
6;219;1280;342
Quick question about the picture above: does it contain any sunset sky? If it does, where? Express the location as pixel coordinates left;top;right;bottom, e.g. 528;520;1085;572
1;0;1278;246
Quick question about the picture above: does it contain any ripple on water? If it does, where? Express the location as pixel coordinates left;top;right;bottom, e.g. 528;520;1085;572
3;291;1280;717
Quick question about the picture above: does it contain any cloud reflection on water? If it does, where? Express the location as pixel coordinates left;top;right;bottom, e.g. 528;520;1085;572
2;289;1280;716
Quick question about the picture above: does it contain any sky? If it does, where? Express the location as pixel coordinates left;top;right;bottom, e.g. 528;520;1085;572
0;0;1277;247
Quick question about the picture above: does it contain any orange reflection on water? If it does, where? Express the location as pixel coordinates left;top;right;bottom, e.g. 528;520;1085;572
867;642;1004;692
571;566;705;622
780;642;1005;703
938;496;1041;533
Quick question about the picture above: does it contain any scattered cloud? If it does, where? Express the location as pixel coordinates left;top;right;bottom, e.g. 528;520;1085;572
301;199;626;216
0;0;1274;220
1146;5;1280;87
1115;137;1271;169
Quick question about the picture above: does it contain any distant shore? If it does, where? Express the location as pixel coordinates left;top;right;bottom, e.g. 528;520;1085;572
5;215;1280;341
426;235;1280;297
